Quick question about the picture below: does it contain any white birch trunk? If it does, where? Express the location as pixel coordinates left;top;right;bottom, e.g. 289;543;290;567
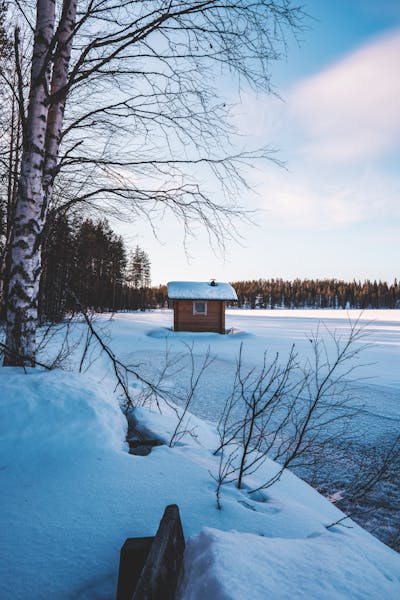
43;0;77;202
4;0;56;366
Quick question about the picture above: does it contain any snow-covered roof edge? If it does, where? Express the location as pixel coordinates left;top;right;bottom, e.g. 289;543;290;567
167;281;238;301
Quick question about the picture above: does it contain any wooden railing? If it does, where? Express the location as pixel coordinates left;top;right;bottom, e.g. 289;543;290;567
117;504;185;600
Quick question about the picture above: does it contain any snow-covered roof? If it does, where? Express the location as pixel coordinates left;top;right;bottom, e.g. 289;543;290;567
167;281;238;301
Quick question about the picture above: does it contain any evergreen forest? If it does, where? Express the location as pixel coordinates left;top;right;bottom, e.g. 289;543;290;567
149;279;400;310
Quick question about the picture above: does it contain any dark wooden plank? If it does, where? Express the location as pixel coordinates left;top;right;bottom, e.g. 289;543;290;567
116;537;154;600
132;504;185;600
174;300;179;331
220;300;225;333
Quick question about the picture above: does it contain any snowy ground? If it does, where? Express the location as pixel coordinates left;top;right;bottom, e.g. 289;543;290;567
1;309;399;598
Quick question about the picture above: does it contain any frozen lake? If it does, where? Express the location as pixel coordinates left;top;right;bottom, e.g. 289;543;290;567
227;309;400;387
105;309;400;435
94;309;400;442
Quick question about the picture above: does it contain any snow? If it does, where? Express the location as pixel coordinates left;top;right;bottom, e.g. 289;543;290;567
179;528;400;600
1;309;400;599
167;280;238;300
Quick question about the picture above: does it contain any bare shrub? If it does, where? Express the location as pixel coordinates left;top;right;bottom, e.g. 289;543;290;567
213;319;370;506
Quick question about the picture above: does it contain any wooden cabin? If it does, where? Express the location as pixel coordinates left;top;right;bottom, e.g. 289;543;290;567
167;280;238;334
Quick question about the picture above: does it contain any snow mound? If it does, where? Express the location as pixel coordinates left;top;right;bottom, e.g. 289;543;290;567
0;368;132;599
146;327;174;338
146;327;251;340
0;368;125;458
179;528;400;600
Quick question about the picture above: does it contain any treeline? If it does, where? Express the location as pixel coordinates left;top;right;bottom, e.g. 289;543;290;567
141;278;400;311
32;214;152;320
37;249;400;317
229;279;400;309
144;278;400;310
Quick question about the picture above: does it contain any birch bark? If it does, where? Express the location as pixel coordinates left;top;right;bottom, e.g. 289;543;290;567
4;0;56;365
43;0;77;203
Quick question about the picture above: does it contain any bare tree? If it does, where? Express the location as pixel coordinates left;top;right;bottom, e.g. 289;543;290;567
213;320;369;506
2;0;303;366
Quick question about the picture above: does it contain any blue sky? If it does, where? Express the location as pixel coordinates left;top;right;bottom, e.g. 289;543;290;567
117;1;400;285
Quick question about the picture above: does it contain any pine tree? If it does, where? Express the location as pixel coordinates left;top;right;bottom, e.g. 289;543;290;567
127;246;151;290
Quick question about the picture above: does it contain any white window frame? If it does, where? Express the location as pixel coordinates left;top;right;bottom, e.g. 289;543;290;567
193;301;207;315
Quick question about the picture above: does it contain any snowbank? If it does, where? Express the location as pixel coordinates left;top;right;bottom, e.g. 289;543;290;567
180;528;400;600
0;368;125;457
0;369;130;599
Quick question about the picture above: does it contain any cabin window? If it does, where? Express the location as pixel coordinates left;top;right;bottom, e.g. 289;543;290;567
193;301;207;315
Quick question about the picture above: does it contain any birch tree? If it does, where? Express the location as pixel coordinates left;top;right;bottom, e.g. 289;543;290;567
3;2;57;365
3;0;303;366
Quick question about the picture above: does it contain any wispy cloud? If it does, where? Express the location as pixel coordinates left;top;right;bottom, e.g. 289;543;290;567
258;166;400;229
290;29;400;162
230;29;400;232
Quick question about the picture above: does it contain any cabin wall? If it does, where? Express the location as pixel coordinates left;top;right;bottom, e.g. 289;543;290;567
173;300;226;333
